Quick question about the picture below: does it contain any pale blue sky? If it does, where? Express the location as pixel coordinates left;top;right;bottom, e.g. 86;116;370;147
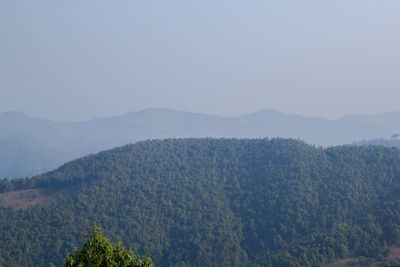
1;0;400;120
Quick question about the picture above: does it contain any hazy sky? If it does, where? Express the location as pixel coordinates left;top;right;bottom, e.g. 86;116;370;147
1;1;400;121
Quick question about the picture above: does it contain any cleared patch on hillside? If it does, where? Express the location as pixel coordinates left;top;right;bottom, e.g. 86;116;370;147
389;246;400;261
0;186;77;210
328;246;400;267
328;257;354;267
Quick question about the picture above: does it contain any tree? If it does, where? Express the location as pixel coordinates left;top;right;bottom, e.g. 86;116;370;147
64;226;153;267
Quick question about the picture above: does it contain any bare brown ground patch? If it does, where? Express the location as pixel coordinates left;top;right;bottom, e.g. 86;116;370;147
389;246;400;261
0;185;78;210
327;257;355;267
328;246;400;267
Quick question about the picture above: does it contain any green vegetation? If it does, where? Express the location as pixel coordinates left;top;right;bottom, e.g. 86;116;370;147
0;138;400;266
65;226;152;267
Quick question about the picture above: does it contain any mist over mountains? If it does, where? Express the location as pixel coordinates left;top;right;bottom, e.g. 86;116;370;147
1;108;400;179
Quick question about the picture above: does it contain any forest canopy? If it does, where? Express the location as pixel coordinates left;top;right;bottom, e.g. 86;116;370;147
0;138;400;266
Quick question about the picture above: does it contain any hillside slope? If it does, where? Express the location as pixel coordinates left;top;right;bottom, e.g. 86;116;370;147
0;138;400;266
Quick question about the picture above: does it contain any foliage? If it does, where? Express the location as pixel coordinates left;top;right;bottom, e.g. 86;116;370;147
64;226;152;267
0;138;400;266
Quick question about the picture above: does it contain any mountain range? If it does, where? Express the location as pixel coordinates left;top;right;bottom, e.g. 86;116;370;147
1;108;400;179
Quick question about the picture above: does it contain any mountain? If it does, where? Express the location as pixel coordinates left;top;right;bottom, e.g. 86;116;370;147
0;138;400;266
1;108;400;179
354;138;400;150
339;111;400;134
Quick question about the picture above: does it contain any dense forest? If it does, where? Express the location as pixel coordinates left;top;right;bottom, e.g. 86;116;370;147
0;138;400;266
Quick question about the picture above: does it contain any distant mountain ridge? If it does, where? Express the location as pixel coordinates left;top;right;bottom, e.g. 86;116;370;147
354;138;400;149
1;108;400;178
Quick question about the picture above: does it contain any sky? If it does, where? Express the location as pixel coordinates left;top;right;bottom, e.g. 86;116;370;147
1;0;400;121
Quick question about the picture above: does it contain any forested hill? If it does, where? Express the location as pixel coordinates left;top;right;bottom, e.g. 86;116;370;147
1;138;400;266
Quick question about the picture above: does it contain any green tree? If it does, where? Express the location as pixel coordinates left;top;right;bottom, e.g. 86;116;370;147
64;226;153;267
